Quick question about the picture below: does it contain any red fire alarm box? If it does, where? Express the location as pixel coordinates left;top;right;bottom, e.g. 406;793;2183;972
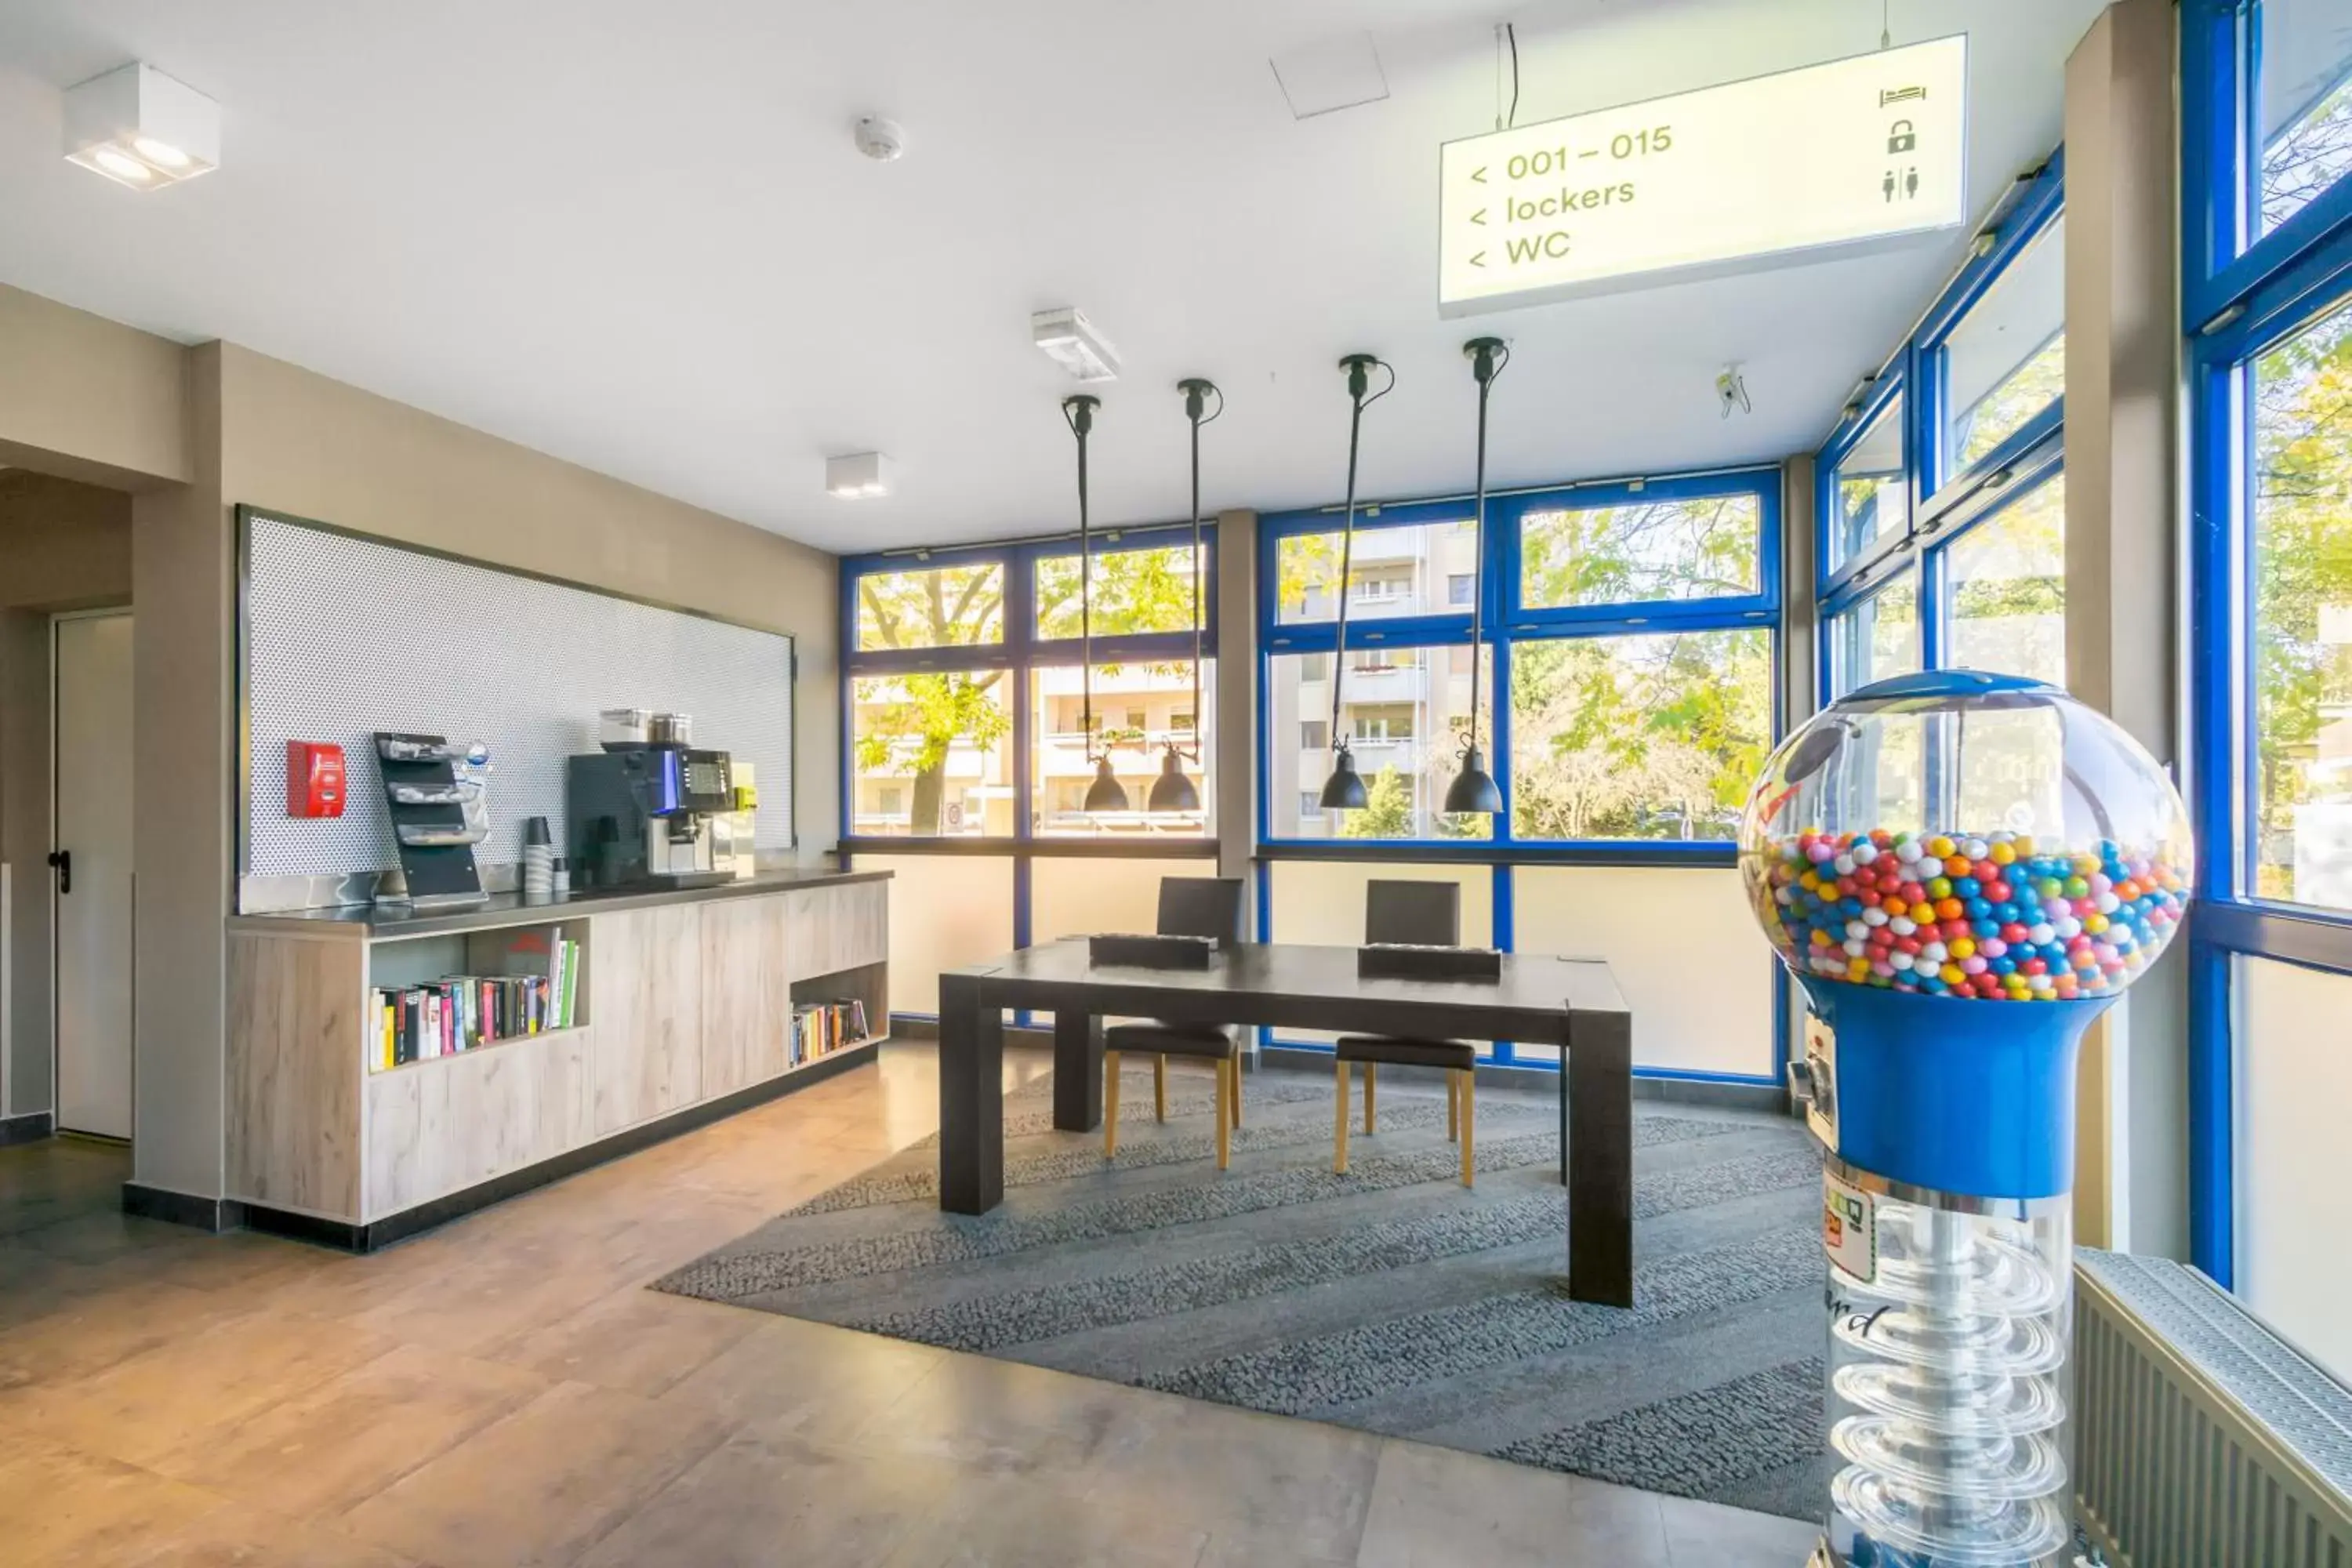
287;740;347;818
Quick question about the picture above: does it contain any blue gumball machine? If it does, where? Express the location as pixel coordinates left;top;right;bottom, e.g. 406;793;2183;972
1737;672;2192;1568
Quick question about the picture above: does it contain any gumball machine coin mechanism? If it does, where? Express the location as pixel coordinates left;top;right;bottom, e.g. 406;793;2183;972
1737;671;2191;1568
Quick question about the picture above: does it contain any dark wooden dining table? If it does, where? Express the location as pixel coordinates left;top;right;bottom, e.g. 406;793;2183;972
935;938;1636;1308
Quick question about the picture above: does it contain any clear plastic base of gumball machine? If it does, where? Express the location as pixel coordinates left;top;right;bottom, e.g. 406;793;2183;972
1819;1159;2074;1568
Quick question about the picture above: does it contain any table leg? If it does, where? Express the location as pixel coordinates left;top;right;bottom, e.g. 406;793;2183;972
1051;1010;1103;1132
938;973;1005;1214
1565;1010;1634;1308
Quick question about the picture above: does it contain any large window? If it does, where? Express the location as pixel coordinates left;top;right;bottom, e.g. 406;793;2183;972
1265;645;1490;840
1828;392;1907;574
2250;297;2352;910
850;674;1013;836
844;528;1217;847
2256;2;2352;236
1030;659;1213;837
855;561;1004;651
1943;216;2065;471
2183;1;2352;1304
1274;517;1475;624
1518;492;1761;608
1263;474;1777;850
1508;630;1771;841
1944;474;2067;688
1825;572;1920;699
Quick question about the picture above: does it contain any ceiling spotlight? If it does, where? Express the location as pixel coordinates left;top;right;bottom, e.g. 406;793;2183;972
826;452;893;499
64;63;220;189
1033;307;1121;383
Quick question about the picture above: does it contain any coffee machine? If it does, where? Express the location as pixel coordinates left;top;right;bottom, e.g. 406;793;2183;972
567;726;739;891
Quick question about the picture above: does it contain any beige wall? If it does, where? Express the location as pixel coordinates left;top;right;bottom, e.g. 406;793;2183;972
0;285;844;1201
0;285;190;490
0;473;136;1122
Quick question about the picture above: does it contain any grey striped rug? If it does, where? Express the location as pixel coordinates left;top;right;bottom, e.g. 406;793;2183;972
655;1064;1830;1519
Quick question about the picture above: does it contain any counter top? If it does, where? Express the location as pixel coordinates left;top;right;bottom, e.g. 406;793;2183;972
228;867;890;941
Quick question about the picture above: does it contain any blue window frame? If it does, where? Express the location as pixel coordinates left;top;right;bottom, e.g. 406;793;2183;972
1254;466;1787;1088
839;527;1222;980
2185;0;2352;1291
1258;468;1781;861
1814;154;2067;702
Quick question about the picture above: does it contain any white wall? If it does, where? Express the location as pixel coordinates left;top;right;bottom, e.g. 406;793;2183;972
2234;954;2352;1383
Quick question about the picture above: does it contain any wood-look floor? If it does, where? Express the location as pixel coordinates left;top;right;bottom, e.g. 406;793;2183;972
0;1046;1820;1567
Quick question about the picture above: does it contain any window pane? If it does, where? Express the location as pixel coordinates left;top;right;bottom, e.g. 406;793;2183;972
1830;395;1907;572
1519;492;1760;608
854;562;1004;651
1945;218;2064;470
1508;629;1772;841
1031;659;1212;837
1274;519;1475;623
1944;474;2066;686
2252;297;2352;909
1266;646;1491;839
1827;572;1920;699
1035;542;1207;640
850;673;1013;836
851;854;1013;1016
2259;1;2352;235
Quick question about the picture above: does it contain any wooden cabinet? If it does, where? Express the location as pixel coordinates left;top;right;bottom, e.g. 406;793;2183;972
226;874;889;1233
789;877;887;977
590;902;705;1136
701;894;793;1098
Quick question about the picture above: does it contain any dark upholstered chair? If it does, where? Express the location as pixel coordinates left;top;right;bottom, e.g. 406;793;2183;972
1334;880;1477;1185
1103;877;1247;1168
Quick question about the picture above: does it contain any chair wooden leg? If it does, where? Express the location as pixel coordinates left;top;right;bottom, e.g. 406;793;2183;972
1363;1062;1377;1133
1229;1054;1242;1127
1334;1060;1351;1174
1446;1072;1460;1142
1153;1054;1167;1122
1459;1069;1475;1188
1214;1060;1232;1171
1104;1051;1122;1158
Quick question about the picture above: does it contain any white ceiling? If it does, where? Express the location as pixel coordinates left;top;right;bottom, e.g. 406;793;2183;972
0;0;2107;554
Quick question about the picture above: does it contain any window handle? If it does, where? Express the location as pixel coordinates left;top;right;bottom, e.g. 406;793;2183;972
47;848;70;895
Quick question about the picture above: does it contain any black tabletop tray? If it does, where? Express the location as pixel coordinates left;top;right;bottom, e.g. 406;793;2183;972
1089;933;1216;969
1358;943;1503;982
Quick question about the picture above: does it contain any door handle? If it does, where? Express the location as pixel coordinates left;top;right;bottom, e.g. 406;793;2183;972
47;848;70;895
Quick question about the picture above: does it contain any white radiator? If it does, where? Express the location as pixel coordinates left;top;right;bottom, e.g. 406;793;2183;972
2075;1250;2352;1566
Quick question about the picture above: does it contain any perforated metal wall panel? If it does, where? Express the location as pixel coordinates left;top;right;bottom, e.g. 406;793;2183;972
241;512;794;881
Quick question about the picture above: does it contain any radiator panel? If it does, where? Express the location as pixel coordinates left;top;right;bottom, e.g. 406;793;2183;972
2075;1250;2352;1568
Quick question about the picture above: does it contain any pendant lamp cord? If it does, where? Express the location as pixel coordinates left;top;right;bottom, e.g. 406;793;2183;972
1065;394;1102;764
1178;379;1225;767
1465;340;1508;768
1328;357;1396;760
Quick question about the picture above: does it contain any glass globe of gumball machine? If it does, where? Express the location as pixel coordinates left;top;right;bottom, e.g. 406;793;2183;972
1737;670;2191;1568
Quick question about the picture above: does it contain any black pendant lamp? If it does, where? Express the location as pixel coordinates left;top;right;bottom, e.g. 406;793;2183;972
1443;336;1509;818
1318;352;1395;812
1065;394;1131;814
1147;377;1222;814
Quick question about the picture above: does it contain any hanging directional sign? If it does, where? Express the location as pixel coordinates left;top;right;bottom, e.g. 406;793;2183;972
1438;35;1968;317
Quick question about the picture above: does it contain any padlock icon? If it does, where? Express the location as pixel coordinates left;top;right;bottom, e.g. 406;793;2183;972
1887;119;1916;154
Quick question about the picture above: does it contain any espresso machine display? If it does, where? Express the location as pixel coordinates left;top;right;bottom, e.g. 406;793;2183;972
567;743;739;891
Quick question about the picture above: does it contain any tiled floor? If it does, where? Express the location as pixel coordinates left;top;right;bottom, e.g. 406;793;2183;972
0;1046;1821;1566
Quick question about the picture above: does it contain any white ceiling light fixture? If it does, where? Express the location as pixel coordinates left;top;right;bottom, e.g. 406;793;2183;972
1032;307;1120;383
63;63;221;189
853;115;906;162
826;451;894;499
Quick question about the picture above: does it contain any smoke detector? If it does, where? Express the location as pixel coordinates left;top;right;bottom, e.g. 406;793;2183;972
1032;307;1121;383
854;115;906;162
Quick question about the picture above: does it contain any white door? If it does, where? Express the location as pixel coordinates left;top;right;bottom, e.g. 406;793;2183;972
54;611;133;1139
